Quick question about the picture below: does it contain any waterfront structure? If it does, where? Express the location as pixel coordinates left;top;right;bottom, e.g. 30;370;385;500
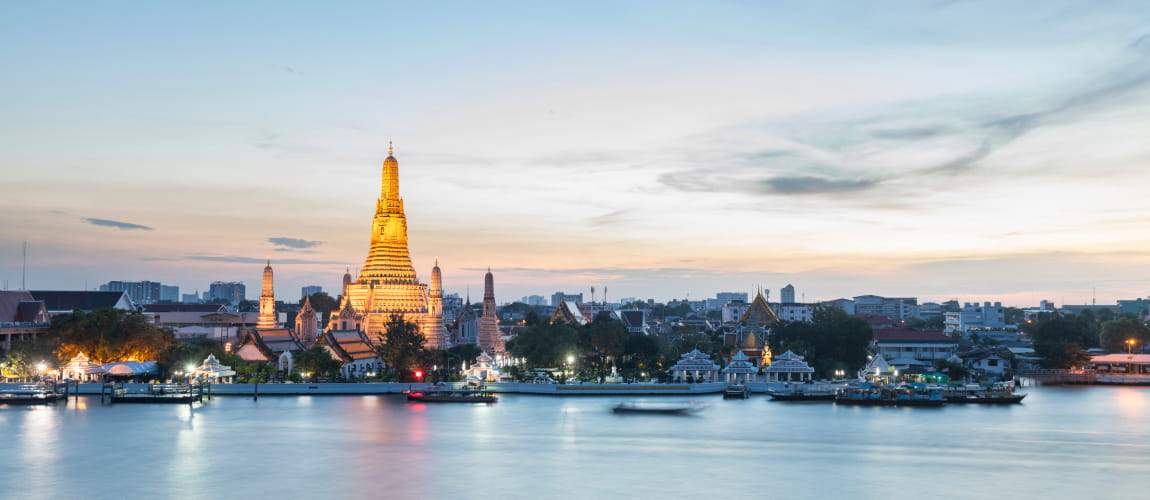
257;260;278;330
60;352;106;382
0;291;50;353
668;349;720;383
295;295;319;346
191;354;236;383
873;328;958;371
763;350;815;382
465;351;502;382
1091;353;1150;383
478;269;503;354
327;145;449;349
721;350;758;384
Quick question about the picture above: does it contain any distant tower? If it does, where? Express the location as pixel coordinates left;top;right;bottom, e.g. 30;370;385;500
257;260;278;330
429;259;444;320
781;284;795;304
478;267;503;354
296;295;318;345
342;266;352;298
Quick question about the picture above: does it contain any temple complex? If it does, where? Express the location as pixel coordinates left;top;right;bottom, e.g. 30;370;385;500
256;260;277;330
328;144;449;349
478;268;503;354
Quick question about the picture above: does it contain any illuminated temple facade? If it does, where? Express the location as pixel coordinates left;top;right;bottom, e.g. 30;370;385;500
328;144;449;349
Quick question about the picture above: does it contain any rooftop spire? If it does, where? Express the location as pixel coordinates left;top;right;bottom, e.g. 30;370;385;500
388;140;394;156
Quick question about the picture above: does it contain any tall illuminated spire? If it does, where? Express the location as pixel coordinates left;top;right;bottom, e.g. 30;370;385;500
479;267;503;354
329;144;449;349
257;259;277;330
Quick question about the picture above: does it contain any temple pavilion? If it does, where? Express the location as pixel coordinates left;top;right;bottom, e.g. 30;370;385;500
763;350;815;382
721;350;759;384
464;352;502;382
668;349;721;383
61;352;106;382
191;354;236;383
727;289;778;366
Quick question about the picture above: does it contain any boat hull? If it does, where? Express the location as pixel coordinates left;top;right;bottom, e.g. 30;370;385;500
945;394;1026;404
406;393;497;403
770;392;837;401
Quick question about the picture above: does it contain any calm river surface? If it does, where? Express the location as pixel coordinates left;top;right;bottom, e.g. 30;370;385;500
2;385;1147;499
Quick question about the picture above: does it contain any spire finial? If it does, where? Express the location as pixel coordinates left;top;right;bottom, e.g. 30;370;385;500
388;140;394;156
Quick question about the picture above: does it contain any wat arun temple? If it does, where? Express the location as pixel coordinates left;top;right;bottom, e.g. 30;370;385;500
327;144;455;350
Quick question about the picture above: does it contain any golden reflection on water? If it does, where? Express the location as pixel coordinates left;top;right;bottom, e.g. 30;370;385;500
1113;387;1146;419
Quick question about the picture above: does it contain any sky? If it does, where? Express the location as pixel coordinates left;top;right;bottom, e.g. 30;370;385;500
3;1;1150;307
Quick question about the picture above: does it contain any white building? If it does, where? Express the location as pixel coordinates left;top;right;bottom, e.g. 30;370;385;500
775;303;814;323
945;301;1007;337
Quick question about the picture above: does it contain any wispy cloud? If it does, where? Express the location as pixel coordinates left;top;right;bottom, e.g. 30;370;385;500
759;176;879;195
84;218;154;231
185;255;341;265
268;237;324;249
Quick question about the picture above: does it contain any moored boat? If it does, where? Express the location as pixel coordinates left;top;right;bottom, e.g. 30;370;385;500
723;384;750;399
406;386;497;403
0;382;68;405
612;402;706;415
835;384;944;407
768;388;837;401
943;383;1026;404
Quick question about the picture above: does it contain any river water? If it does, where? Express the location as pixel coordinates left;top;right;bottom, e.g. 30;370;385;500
1;385;1147;499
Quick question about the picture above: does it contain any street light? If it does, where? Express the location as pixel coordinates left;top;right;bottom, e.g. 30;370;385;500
1127;338;1137;355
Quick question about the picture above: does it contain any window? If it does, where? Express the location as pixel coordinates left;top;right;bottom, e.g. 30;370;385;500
988;359;999;367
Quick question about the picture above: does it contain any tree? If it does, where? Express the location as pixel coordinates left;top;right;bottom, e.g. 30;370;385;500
158;339;228;377
1099;318;1150;353
377;314;426;382
509;320;579;368
583;314;627;368
295;346;342;381
769;307;872;378
1027;317;1096;369
51;308;174;363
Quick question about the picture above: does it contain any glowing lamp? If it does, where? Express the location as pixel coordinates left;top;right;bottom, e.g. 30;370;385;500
415;370;423;379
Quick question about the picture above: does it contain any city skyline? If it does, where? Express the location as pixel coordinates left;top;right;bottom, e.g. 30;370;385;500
4;2;1150;306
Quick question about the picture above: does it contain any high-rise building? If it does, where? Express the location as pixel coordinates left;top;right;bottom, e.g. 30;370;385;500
551;292;583;307
208;282;246;306
706;292;748;311
181;293;201;304
478;268;503;354
326;144;449;349
257;260;277;330
522;295;546;306
780;284;795;304
160;285;179;303
100;281;162;305
301;285;322;300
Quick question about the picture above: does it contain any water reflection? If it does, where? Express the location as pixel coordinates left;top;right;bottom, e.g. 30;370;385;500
0;387;1148;498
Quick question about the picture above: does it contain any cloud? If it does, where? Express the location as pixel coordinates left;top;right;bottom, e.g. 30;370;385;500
759;176;879;195
268;237;324;249
185;255;342;265
84;218;154;231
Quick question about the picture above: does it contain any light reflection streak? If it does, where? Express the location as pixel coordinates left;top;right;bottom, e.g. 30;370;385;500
1007;439;1150;448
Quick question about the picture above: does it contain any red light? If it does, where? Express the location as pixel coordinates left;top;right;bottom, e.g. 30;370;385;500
415;370;423;379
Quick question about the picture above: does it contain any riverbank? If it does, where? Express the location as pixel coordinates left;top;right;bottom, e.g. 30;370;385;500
0;381;839;396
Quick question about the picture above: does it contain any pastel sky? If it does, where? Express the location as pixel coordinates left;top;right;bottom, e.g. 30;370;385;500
3;1;1150;306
